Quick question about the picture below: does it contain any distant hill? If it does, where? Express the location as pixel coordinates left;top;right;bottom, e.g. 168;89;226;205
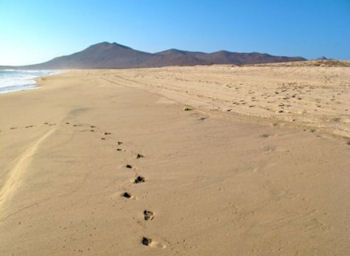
251;59;350;67
12;42;306;69
22;42;153;69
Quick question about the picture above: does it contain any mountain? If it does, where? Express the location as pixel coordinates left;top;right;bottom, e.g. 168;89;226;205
145;49;208;66
24;42;153;69
17;42;306;69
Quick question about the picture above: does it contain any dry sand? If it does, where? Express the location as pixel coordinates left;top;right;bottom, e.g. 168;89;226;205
0;64;349;255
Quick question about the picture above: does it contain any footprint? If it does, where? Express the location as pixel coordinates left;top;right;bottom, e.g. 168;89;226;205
126;164;133;169
116;148;122;151
134;176;145;184
90;129;95;132
143;210;154;221
101;137;106;140
121;192;132;199
136;154;144;159
141;237;166;248
25;125;34;128
183;106;192;111
117;141;123;145
260;134;270;138
104;132;111;135
142;237;152;246
65;122;70;125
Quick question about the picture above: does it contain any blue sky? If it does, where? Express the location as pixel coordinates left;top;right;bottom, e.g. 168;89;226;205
0;0;349;65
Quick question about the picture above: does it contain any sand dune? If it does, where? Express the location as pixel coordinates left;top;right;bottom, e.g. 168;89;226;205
0;65;349;255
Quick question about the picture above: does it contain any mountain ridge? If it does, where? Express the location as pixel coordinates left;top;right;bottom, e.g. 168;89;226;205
5;42;307;69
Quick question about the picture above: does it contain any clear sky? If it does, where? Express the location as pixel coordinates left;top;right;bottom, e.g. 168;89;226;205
0;0;349;65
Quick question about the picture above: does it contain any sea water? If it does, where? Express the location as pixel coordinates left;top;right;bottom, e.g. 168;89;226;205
0;70;57;94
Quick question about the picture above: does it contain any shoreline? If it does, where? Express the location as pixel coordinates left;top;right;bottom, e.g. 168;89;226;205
0;69;61;94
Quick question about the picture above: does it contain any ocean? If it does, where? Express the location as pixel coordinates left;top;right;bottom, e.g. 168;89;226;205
0;70;57;94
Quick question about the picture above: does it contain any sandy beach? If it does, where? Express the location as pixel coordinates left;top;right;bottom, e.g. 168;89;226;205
0;64;350;255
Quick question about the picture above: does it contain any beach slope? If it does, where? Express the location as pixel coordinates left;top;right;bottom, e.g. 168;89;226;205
0;66;349;255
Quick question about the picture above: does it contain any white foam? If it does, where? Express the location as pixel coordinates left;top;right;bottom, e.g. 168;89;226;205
0;70;59;94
